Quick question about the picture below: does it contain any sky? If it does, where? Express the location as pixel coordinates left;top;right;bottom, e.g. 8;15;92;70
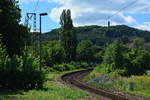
19;0;150;32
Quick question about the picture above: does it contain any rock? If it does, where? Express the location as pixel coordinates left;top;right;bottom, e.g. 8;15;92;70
88;76;113;84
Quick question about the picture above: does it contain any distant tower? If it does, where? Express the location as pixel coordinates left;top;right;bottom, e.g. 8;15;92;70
108;21;110;27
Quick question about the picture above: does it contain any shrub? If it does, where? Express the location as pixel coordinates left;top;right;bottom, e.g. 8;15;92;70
90;64;126;78
0;48;46;90
51;61;93;72
79;62;93;68
53;62;78;72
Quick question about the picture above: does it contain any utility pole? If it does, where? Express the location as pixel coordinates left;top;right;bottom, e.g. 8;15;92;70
24;13;38;54
39;13;48;71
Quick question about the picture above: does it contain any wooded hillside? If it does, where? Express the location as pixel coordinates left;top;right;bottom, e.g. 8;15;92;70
43;25;150;45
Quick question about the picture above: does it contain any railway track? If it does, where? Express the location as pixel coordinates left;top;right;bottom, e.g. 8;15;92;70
61;69;150;100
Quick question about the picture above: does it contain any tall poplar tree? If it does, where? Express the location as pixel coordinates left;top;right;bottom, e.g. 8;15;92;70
60;9;77;61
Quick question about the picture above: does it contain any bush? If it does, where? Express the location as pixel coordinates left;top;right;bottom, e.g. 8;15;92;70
0;46;46;90
79;62;94;68
53;62;78;72
90;64;126;78
51;62;93;72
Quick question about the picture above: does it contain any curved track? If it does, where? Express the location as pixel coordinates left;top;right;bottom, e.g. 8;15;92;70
61;69;150;100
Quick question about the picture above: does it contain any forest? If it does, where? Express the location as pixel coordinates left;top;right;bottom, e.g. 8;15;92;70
43;25;150;46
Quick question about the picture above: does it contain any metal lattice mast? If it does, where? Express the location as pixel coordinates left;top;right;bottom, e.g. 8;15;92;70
33;13;36;32
25;13;36;31
24;13;38;54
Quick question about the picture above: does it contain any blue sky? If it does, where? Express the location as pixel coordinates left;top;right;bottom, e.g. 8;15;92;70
19;1;60;32
19;0;150;32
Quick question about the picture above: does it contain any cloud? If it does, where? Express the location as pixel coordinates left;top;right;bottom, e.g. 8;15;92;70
134;22;150;31
49;0;150;27
20;0;150;31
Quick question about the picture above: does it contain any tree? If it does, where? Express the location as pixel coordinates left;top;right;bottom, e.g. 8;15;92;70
133;38;144;49
120;36;130;44
103;40;125;69
124;48;150;75
77;40;94;62
60;9;77;61
42;41;65;66
0;0;29;56
0;34;6;60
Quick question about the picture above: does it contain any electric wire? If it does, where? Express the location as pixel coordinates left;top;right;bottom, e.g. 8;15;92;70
106;0;138;21
25;0;39;25
33;0;39;13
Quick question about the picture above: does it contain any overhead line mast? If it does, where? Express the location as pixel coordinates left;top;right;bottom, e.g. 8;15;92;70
24;0;39;29
25;13;37;32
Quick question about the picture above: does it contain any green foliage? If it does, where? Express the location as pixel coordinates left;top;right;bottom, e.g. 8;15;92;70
0;0;21;22
94;40;150;76
133;38;144;49
90;64;126;78
124;48;150;75
42;41;65;66
42;40;97;71
120;36;130;44
0;71;99;100
49;61;92;72
0;1;30;56
44;25;150;46
0;49;46;90
77;40;94;62
60;9;77;61
144;36;150;43
53;63;77;72
79;62;93;69
91;75;150;97
76;40;102;62
0;35;6;60
94;50;103;63
103;40;125;69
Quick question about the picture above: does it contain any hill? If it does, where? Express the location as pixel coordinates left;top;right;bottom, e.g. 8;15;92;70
42;25;150;45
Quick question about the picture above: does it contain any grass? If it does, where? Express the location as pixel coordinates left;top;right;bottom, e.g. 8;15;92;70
89;65;150;98
0;69;99;100
130;90;150;97
90;64;125;78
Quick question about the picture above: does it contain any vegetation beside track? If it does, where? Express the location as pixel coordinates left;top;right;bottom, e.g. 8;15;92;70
89;66;150;97
0;70;99;100
87;40;150;98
